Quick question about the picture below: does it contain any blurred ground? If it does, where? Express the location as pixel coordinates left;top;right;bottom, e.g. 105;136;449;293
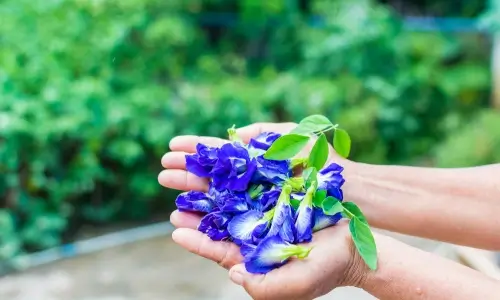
0;232;448;300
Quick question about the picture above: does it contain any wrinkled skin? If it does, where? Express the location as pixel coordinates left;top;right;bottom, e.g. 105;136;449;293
159;122;363;300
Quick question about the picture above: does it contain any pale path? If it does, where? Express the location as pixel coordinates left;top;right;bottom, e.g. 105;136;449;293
0;231;454;300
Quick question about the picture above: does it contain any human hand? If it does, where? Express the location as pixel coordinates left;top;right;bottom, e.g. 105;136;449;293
159;122;348;194
159;122;362;299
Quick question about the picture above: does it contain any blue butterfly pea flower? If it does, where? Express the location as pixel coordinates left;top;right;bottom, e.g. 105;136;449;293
326;187;344;200
266;185;295;243
211;143;258;192
228;208;275;245
294;185;315;243
312;207;342;231
198;209;232;241
248;132;281;151
175;191;214;213
185;144;219;177
252;156;291;185
317;163;345;191
254;188;281;211
218;190;251;213
240;242;257;258
244;235;312;274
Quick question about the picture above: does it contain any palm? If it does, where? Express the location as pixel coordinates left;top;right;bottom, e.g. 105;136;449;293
159;122;352;299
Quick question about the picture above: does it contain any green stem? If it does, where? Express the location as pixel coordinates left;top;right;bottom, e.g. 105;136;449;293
315;124;339;135
281;245;313;260
227;125;243;143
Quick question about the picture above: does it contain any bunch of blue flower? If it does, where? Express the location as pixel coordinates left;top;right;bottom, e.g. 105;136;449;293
175;115;378;274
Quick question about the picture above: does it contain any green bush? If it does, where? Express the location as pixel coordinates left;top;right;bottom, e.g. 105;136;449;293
434;111;500;167
0;0;495;266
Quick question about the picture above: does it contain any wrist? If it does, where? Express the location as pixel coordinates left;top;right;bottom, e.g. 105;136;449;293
339;230;371;288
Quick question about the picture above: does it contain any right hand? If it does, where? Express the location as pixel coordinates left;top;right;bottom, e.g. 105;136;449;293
158;122;363;299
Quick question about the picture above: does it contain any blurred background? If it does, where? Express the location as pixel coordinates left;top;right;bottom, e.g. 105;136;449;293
1;0;500;299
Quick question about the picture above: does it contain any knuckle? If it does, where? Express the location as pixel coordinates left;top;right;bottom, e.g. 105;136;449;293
216;245;234;269
195;234;211;256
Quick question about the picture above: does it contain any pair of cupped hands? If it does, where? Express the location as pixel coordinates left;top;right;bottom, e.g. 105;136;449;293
159;122;367;300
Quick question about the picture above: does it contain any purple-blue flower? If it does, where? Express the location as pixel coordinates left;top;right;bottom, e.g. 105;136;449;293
175;191;214;213
255;189;281;211
218;190;251;213
198;209;232;241
228;208;274;245
244;235;312;274
248;132;281;151
240;243;257;258
185;144;219;177
252;156;291;185
211;143;257;192
266;185;295;243
294;185;315;243
318;163;345;191
326;187;344;200
312;207;342;231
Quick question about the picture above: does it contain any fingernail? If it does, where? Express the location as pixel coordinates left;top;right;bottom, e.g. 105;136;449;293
230;270;244;285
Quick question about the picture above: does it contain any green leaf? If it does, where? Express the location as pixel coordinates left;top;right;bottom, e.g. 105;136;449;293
322;196;344;215
312;189;327;207
302;167;317;189
308;133;329;170
264;134;310;160
350;218;378;270
291;115;334;135
333;128;351;158
342;202;368;224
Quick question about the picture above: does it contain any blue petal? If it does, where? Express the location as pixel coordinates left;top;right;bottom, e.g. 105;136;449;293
198;210;232;241
244;236;289;274
196;143;219;166
175;191;213;213
252;156;291;185
318;163;345;190
267;202;293;238
220;194;250;213
295;206;314;243
185;154;211;177
226;158;258;191
240;243;257;258
228;210;265;242
248;132;281;151
327;187;344;201
252;222;270;241
257;189;281;211
319;163;344;175
312;207;342;231
211;143;257;192
279;214;296;243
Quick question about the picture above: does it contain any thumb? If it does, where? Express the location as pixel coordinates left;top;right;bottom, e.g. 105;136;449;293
229;264;268;298
229;264;311;300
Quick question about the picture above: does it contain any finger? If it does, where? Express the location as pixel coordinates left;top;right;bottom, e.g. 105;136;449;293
169;135;228;153
172;228;243;269
162;151;188;169
169;123;298;153
236;122;297;141
170;210;202;229
158;169;209;192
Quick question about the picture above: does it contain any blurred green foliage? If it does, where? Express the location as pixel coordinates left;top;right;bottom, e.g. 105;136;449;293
0;0;499;266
